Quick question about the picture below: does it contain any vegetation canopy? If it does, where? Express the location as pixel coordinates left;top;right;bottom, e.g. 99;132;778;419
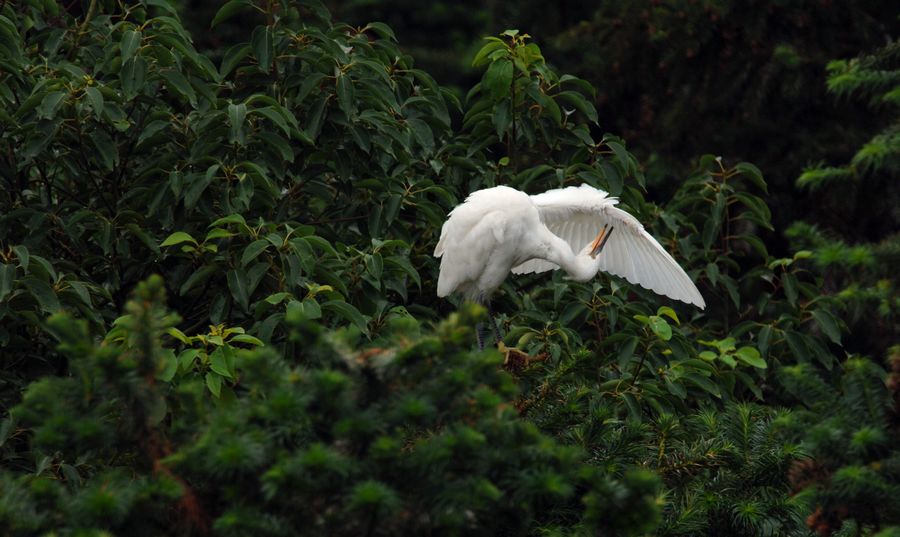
0;1;897;536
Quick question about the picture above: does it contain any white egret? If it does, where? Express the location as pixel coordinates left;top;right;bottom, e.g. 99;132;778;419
433;184;704;347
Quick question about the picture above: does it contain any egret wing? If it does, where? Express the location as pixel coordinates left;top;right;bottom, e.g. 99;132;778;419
512;184;705;309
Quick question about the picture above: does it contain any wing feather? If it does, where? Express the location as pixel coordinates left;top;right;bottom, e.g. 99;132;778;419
512;184;705;308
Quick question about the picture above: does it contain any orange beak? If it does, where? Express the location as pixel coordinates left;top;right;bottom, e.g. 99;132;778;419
589;225;614;258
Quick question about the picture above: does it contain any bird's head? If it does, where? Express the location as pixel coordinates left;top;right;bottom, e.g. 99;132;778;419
567;226;614;282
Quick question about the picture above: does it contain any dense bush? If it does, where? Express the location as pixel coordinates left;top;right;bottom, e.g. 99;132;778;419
0;1;897;535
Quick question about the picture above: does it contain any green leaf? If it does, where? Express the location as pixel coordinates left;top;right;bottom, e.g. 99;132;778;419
156;348;178;382
408;118;434;154
363;21;396;40
167;327;190;344
287;299;322;320
179;266;216;295
211;0;252;27
253;105;292;136
160;231;197;247
227;270;249;312
210;214;247;228
241;239;269;267
811;308;842;345
179;349;200;371
758;325;773;357
264;292;291;305
683;372;721;398
228;102;247;145
121;57;147;100
125;223;160;255
230;334;263;346
219;43;252;78
84;86;104;120
483;58;513;100
656;306;679;324
665;377;687;399
557;90;598;123
304;95;328;141
251;25;273;73
120;29;142;63
0;264;16;301
23;277;60;313
91;129;117;170
472;40;506;67
735;346;767;369
37;91;65;119
205;228;235;241
648;315;672;341
735;162;767;193
161;69;197;107
384;255;421;289
336;73;356;118
322;300;369;336
209;346;233;379
718;353;737;368
205;371;222;397
783;272;798;306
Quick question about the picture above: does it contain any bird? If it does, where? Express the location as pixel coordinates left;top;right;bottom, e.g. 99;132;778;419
433;184;704;348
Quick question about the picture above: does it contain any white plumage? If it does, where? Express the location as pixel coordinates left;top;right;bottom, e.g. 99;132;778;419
434;184;705;309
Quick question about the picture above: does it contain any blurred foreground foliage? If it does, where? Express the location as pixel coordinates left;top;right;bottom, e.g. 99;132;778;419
0;1;897;535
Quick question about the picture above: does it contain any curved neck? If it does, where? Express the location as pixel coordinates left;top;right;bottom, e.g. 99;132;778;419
537;233;601;282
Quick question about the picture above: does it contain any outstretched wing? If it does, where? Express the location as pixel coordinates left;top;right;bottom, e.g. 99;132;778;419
512;184;705;309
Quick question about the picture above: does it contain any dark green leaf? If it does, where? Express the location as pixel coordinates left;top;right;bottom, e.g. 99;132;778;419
0;264;16;301
735;161;767;193
211;0;252;27
23;277;60;313
811;308;842;345
179;266;217;295
241;239;269;267
783;272;798;306
209;346;234;378
251;25;273;73
228;102;247;145
157;348;178;382
84;86;104;120
37;91;65;119
205;371;222;397
472;40;505;67
758;325;773;357
322;300;369;336
227;269;249;312
483;59;513;100
120;30;142;63
683;372;721;398
121;57;147;100
336;73;356;118
91;129;117;170
161;69;197;107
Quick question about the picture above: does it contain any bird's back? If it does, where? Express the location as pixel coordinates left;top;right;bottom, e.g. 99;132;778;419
434;186;536;299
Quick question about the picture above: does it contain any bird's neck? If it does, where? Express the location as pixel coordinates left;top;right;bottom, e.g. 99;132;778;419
539;233;600;282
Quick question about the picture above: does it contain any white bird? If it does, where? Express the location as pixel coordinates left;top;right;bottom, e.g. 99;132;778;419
434;184;704;343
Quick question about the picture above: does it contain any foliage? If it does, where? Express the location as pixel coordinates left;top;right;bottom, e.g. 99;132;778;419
3;277;661;535
779;351;900;535
0;1;896;536
791;40;900;360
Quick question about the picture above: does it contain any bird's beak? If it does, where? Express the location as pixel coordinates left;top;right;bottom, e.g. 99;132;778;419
589;225;614;258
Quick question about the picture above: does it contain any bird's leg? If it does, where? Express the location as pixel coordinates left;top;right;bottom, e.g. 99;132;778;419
475;322;485;351
486;300;503;344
